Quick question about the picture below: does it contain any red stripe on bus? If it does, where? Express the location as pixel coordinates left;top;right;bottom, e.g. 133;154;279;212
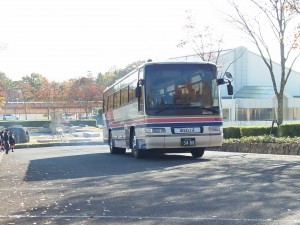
107;117;223;128
145;117;222;123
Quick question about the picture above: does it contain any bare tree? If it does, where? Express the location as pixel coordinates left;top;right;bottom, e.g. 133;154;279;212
227;0;300;126
287;0;300;13
177;10;246;82
177;10;224;65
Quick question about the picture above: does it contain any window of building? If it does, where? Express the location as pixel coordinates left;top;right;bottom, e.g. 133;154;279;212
237;108;247;121
222;109;230;121
250;108;274;121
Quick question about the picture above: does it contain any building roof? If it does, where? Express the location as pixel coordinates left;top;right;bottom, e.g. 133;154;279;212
234;86;275;98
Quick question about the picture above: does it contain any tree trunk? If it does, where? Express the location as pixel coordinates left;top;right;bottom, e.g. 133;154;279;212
47;103;50;120
24;101;28;120
277;93;284;126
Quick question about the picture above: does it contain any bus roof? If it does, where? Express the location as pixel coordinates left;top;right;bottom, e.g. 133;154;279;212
144;60;216;67
103;60;216;92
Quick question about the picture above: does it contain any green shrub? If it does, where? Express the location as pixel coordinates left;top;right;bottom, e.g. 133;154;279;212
279;124;300;137
0;119;97;128
0;120;49;128
240;126;278;137
224;135;300;144
69;119;97;127
223;127;241;139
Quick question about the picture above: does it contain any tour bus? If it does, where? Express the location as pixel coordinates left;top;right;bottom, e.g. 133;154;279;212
102;60;233;159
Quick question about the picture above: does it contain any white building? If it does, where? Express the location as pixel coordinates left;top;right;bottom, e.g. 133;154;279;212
170;46;300;126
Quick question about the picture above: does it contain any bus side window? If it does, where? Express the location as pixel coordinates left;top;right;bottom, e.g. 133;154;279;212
103;98;106;112
108;95;113;110
129;82;136;102
113;91;121;108
121;87;129;105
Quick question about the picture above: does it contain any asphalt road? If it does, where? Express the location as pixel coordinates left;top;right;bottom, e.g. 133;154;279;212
0;145;299;225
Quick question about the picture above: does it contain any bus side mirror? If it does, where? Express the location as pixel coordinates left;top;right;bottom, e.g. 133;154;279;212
135;79;144;98
135;86;141;98
227;81;233;95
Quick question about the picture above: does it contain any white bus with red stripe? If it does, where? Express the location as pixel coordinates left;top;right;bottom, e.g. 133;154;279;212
102;61;233;158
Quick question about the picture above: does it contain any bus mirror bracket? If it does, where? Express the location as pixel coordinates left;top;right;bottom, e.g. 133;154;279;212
138;79;144;86
217;78;226;85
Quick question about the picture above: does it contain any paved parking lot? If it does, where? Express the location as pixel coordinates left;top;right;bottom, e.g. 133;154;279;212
0;145;299;225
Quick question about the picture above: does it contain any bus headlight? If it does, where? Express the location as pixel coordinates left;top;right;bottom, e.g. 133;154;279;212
208;126;222;132
145;128;166;133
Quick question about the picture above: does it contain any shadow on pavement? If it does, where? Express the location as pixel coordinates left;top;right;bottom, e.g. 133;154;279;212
24;152;209;182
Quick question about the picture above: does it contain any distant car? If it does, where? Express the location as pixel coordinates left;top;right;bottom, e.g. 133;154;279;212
7;126;30;143
2;114;19;120
62;113;76;120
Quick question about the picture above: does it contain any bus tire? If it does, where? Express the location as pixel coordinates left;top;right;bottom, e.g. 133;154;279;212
191;148;205;158
109;132;118;154
130;130;144;159
133;146;144;159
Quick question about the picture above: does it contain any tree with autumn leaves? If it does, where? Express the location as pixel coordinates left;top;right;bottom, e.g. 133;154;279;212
0;61;144;119
68;77;103;118
0;72;104;119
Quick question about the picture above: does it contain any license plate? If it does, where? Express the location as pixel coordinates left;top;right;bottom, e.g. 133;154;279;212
181;138;195;146
174;127;201;134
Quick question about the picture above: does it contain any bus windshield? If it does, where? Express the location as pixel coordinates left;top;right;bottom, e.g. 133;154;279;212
145;63;220;116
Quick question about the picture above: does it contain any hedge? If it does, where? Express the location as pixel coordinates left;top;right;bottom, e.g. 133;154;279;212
224;124;300;138
223;126;241;139
240;126;278;137
279;124;300;137
0;119;97;128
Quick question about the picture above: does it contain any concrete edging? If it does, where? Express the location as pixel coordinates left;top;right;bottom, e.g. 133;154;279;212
218;142;300;155
9;142;300;156
15;141;104;149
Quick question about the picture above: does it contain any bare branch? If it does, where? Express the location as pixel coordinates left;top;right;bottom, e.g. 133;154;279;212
226;0;300;125
223;48;246;75
284;52;300;86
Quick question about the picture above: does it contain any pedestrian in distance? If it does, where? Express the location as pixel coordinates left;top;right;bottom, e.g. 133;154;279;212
8;130;15;152
3;129;10;154
0;131;3;153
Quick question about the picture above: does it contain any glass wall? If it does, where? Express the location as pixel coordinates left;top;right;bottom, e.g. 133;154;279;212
236;108;275;121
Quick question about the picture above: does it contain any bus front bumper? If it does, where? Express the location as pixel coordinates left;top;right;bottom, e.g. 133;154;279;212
137;134;223;150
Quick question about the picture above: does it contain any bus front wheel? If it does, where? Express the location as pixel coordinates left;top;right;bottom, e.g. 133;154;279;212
130;130;144;159
191;148;205;158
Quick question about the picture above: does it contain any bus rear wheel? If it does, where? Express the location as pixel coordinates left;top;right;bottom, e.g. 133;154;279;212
109;132;118;154
191;148;205;158
109;132;126;154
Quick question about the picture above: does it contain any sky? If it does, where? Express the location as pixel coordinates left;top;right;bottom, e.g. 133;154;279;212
0;0;298;82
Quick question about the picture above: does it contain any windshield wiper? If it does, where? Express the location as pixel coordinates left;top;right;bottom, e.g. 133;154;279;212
155;104;174;113
198;106;219;113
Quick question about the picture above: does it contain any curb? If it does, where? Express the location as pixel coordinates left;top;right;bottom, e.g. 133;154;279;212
8;141;300;156
15;141;105;149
